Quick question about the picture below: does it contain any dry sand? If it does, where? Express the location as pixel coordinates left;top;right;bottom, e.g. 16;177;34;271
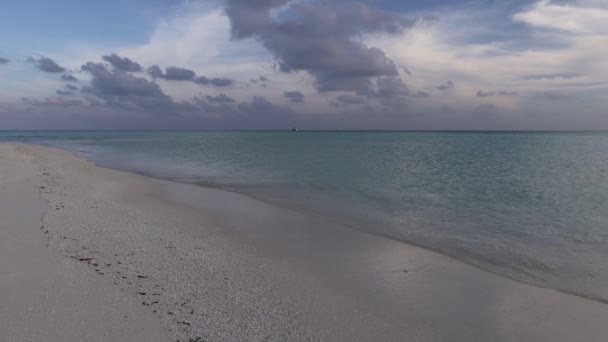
2;142;608;341
0;144;169;342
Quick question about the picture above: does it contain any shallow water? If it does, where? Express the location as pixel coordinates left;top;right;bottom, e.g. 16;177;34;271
2;130;607;302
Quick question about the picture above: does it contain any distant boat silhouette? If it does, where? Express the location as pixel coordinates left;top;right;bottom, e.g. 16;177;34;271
291;127;299;132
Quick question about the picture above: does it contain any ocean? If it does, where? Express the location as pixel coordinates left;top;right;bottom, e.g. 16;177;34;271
2;130;607;303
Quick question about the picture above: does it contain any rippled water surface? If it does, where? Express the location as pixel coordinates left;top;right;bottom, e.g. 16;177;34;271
3;131;607;302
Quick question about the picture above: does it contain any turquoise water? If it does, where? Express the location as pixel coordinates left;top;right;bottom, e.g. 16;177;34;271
2;131;608;302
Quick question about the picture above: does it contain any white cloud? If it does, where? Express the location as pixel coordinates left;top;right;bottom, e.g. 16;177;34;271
366;1;608;116
116;5;323;107
121;9;264;73
514;0;608;34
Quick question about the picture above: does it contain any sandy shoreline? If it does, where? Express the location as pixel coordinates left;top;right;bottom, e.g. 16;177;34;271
2;142;608;341
0;144;169;342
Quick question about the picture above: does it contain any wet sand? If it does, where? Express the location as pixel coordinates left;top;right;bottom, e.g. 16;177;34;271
2;142;608;341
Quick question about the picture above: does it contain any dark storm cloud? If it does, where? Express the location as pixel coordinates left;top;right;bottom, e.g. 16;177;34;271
148;65;195;80
194;76;235;87
61;73;78;82
147;65;164;78
76;61;246;117
20;58;243;120
437;80;454;90
102;53;143;72
284;90;305;103
0;57;9;64
203;94;236;104
372;77;410;98
522;73;581;81
82;62;176;111
477;90;518;97
164;66;196;81
148;65;235;87
27;56;66;73
225;0;415;94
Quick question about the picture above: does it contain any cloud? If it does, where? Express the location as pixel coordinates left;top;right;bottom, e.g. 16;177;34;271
369;2;608;119
250;75;270;88
283;90;305;103
237;96;296;127
477;90;495;97
27;56;66;73
61;74;78;82
81;62;176;111
22;97;83;108
225;0;415;94
147;65;164;78
56;89;73;96
335;94;366;105
412;90;430;98
148;65;195;80
164;66;197;81
372;77;410;98
0;57;9;64
196;95;298;130
102;53;143;72
437;80;454;90
238;95;285;117
6;1;608;130
533;91;575;100
55;84;78;96
77;59;242;118
148;64;235;86
514;0;608;34
477;90;518;97
522;73;581;80
194;76;234;87
202;94;235;104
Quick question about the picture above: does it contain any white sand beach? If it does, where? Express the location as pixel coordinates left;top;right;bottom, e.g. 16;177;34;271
0;144;169;342
2;142;608;342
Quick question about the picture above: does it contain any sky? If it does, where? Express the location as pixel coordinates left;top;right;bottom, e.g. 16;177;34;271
0;0;607;130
